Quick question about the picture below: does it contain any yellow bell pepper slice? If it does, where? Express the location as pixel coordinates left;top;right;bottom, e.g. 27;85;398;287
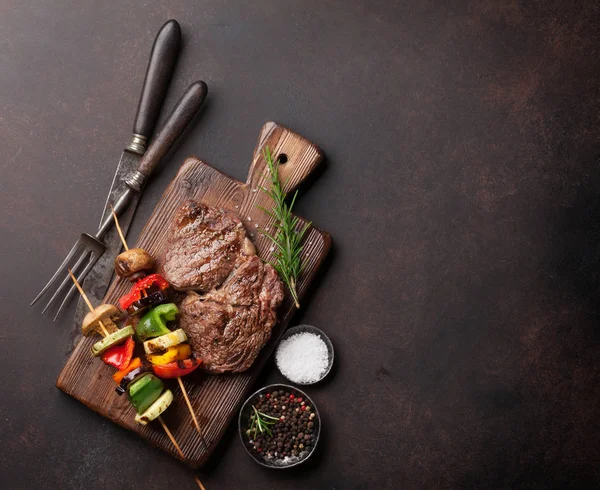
147;343;192;365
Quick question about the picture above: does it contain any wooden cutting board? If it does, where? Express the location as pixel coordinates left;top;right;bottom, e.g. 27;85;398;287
56;122;331;468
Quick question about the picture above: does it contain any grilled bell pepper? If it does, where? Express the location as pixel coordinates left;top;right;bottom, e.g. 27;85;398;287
147;343;192;365
119;273;170;310
102;336;135;370
113;357;142;384
128;373;164;414
152;357;202;379
135;303;179;342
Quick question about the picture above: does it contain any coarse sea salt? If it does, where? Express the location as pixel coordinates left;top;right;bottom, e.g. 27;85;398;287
275;332;329;384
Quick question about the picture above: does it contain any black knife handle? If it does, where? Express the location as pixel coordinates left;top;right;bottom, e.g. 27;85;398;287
128;19;181;154
129;81;207;184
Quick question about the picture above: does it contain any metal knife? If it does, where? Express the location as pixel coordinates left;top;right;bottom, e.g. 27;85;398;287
70;19;182;348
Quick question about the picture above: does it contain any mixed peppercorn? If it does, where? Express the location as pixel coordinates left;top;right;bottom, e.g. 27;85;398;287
245;390;318;462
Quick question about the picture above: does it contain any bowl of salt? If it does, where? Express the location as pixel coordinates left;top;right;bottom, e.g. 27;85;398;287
275;325;334;385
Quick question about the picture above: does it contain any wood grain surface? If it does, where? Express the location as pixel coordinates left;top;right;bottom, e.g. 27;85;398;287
56;122;331;468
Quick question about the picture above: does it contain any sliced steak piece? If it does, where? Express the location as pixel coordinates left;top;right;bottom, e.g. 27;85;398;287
179;260;284;374
159;200;255;291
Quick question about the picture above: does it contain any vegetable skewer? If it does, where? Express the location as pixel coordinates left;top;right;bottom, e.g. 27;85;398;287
67;270;184;460
112;208;202;434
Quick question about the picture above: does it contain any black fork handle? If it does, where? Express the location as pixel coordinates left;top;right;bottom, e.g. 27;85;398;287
128;19;181;153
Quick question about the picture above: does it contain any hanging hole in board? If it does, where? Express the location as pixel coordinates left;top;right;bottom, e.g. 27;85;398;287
277;153;288;164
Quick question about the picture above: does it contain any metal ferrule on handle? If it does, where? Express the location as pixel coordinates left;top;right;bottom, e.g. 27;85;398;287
126;134;148;155
124;170;147;193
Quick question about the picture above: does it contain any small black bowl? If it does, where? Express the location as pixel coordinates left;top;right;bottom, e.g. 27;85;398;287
275;325;334;385
238;384;321;468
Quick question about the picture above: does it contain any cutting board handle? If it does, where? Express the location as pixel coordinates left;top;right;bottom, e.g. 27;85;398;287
246;122;323;195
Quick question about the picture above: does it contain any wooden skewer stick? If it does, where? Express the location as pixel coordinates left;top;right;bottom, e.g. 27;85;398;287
111;206;129;251
158;415;185;459
178;376;202;434
68;269;109;337
194;475;206;490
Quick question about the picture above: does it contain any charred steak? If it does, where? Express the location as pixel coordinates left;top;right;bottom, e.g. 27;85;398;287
160;200;284;373
160;200;256;291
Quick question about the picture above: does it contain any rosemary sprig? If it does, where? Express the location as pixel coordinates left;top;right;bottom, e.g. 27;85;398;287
249;405;279;439
258;146;311;308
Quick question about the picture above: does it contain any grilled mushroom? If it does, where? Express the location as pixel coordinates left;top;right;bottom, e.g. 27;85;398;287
115;248;155;281
81;304;122;336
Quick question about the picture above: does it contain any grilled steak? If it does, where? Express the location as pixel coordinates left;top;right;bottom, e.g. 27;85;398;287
180;255;284;373
160;200;284;373
160;200;256;291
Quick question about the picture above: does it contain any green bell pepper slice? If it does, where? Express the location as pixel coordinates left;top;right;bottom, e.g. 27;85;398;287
135;303;179;342
127;373;164;414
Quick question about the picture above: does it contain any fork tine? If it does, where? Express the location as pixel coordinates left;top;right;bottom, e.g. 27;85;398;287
53;253;99;322
41;249;90;315
30;241;83;306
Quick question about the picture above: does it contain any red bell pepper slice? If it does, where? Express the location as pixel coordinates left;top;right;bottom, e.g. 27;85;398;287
119;273;170;310
102;336;135;370
152;358;202;379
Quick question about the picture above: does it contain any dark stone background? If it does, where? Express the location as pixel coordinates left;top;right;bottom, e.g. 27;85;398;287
1;1;599;488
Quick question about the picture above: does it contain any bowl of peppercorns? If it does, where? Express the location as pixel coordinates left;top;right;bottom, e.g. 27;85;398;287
238;384;321;468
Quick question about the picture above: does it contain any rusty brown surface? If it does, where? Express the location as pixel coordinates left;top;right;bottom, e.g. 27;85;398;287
1;1;599;489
